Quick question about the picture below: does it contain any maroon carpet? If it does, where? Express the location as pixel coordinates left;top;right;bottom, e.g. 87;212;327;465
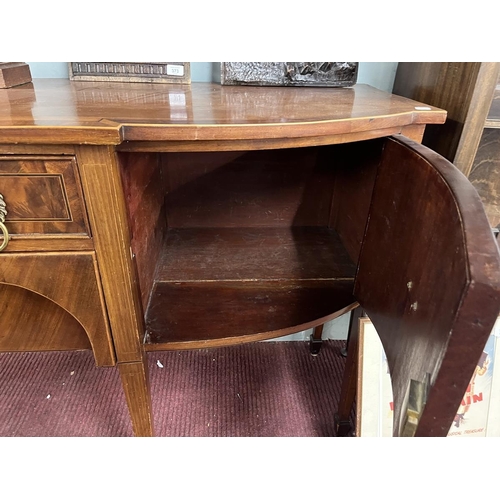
0;340;352;437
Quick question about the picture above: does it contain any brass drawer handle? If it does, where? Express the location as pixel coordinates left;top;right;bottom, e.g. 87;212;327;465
0;194;9;252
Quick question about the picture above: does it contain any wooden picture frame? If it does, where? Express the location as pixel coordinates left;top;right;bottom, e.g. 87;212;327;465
357;317;500;437
68;62;191;84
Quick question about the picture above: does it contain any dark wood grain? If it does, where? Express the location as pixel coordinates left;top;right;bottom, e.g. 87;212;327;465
148;281;355;344
330;140;384;263
353;135;500;436
144;304;358;352
155;227;355;281
145;227;356;344
120;142;364;349
164;148;335;228
118;152;167;311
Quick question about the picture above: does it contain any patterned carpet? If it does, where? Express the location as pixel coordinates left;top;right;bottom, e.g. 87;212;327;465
0;340;351;437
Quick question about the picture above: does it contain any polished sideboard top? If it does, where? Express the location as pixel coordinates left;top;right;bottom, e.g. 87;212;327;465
0;80;446;145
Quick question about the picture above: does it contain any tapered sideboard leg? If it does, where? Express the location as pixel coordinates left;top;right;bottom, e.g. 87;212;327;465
118;353;154;437
335;306;363;436
340;306;363;358
309;324;324;355
77;145;154;436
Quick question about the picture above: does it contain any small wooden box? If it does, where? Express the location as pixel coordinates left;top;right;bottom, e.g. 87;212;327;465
0;62;32;89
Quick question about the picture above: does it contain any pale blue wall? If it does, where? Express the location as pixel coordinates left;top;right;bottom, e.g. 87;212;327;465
26;62;68;78
357;62;398;93
27;62;398;92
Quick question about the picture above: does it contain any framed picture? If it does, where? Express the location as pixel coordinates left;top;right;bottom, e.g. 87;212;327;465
356;317;500;437
68;62;191;84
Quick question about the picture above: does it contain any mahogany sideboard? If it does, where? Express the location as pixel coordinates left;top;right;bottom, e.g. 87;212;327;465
1;79;499;437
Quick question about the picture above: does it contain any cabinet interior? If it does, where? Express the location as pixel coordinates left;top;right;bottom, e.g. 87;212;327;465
118;140;383;348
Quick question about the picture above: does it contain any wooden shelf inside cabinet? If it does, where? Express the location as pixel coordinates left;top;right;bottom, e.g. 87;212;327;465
144;226;356;346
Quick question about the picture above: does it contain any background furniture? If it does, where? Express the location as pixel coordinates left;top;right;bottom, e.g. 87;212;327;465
1;80;499;437
393;62;500;228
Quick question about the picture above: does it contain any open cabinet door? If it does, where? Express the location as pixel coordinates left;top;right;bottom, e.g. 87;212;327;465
353;135;500;437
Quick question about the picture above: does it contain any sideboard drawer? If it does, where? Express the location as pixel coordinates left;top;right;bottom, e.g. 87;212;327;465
0;156;90;237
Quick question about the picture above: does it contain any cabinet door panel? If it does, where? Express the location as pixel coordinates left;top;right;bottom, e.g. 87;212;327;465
0;283;92;352
354;135;500;436
0;252;115;366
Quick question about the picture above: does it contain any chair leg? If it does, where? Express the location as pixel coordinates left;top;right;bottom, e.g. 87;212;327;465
335;306;364;436
309;324;324;355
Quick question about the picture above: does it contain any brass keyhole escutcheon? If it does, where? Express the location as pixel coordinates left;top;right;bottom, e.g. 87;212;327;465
0;194;9;252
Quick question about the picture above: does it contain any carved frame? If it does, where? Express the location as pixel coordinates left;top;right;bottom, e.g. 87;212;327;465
68;62;191;84
221;62;358;87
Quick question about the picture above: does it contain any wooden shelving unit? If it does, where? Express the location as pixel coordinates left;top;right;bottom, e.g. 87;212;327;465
393;62;500;227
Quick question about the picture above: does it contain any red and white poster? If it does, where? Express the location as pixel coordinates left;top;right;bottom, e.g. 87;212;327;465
357;318;500;437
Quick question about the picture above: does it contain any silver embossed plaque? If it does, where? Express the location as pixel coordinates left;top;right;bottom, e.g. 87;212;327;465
221;62;358;87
